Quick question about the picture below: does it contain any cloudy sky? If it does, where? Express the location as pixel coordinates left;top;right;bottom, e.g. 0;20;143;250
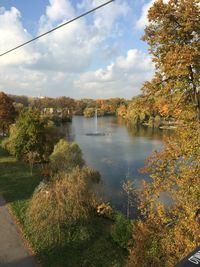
0;0;156;99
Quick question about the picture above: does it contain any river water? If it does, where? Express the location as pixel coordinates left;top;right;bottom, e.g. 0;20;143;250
64;116;169;216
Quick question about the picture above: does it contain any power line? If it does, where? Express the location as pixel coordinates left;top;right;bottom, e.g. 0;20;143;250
0;0;114;57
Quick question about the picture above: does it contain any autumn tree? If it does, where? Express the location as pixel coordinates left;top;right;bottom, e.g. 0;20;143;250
9;94;29;107
128;1;200;266
0;92;16;135
142;0;200;120
129;123;200;267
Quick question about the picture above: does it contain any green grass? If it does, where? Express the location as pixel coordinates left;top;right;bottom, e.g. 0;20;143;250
0;146;128;267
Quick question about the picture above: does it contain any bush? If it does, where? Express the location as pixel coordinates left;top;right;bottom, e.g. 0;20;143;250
111;213;132;249
96;202;113;219
27;167;100;247
1;137;9;151
50;139;85;173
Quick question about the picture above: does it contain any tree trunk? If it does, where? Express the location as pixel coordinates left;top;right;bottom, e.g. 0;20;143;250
189;65;200;121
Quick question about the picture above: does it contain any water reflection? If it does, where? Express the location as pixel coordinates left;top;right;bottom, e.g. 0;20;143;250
64;116;169;216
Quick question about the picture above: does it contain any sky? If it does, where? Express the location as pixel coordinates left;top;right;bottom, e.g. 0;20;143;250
0;0;157;99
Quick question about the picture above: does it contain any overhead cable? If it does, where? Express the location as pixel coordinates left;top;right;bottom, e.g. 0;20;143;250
0;0;114;57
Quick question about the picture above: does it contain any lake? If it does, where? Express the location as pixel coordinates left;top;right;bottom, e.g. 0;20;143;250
64;116;169;216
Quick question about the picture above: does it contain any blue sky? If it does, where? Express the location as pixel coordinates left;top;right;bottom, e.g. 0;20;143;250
0;0;156;99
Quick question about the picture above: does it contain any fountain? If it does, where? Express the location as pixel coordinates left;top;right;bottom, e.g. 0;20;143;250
86;109;106;136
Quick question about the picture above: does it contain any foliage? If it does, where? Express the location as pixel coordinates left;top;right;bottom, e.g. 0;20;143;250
5;108;46;161
97;202;113;219
122;180;138;219
27;166;100;247
0;147;127;267
117;105;127;118
128;1;200;266
142;0;200;121
83;107;104;118
25;151;39;176
50;139;85;173
129;122;200;266
9;94;29;107
0;92;16;135
75;98;127;116
128;220;162;267
111;213;132;249
43;120;65;160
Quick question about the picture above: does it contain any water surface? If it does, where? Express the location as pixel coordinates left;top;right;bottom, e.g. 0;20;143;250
64;116;169;215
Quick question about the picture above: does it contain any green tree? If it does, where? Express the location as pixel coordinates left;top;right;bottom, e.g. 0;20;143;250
0;92;16;135
43;120;65;161
111;213;132;249
7;108;46;160
50;139;85;173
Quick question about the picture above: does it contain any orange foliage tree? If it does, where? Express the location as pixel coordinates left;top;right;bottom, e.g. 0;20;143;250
128;1;200;266
142;0;200;120
128;123;200;267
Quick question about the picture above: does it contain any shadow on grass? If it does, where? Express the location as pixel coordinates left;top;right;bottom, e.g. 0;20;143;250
35;218;128;267
0;150;43;205
0;147;128;267
0;256;38;267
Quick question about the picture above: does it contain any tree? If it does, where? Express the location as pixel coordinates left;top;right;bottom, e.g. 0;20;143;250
129;123;200;266
6;109;46;160
128;1;200;266
9;94;29;107
111;213;132;249
122;180;137;219
117;104;127;118
50;139;85;173
142;0;200;120
83;107;104;118
43;120;65;161
0;92;16;135
26;151;39;176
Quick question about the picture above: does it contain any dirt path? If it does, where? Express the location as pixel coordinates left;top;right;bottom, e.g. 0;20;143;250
0;195;38;267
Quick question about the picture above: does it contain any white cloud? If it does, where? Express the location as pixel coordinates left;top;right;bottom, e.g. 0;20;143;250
0;7;39;65
0;0;155;98
78;0;130;39
136;0;169;29
74;49;154;98
34;0;130;73
46;0;75;23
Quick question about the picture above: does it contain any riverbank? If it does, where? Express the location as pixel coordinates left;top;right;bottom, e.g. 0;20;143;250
0;146;128;267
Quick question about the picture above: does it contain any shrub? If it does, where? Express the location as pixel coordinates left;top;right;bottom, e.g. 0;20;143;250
111;213;132;249
50;139;85;173
27;167;100;247
96;202;113;219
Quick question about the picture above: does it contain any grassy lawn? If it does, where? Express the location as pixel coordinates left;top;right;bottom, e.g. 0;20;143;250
0;146;128;267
